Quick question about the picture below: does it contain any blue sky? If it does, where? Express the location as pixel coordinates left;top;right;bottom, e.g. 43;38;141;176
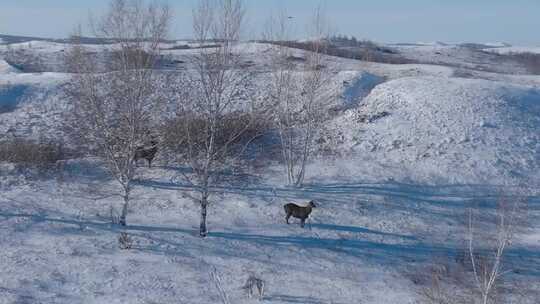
0;0;539;45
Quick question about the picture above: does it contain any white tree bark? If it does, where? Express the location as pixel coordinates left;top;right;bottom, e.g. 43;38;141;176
468;197;522;304
64;0;171;226
173;0;258;237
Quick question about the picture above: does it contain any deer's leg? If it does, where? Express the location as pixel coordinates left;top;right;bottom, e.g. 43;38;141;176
300;218;305;228
147;158;152;168
285;213;291;224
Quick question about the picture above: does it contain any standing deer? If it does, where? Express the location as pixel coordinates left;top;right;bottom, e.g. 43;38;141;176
284;200;316;228
134;140;158;168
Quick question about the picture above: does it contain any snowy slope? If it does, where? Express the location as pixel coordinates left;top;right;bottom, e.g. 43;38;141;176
392;44;528;74
333;76;540;185
0;71;69;138
485;46;540;55
0;164;425;303
1;40;540;304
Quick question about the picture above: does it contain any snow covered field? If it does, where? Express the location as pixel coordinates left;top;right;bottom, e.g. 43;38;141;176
1;39;540;303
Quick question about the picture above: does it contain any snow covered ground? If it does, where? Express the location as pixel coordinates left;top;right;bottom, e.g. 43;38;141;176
484;46;540;55
1;39;540;303
390;43;529;74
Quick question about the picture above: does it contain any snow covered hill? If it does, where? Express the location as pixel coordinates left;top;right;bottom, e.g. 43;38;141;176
334;76;540;185
484;46;540;55
0;67;68;139
1;40;540;303
391;44;529;74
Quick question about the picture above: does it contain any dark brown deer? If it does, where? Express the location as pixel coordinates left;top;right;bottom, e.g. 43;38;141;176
284;200;316;228
134;140;158;168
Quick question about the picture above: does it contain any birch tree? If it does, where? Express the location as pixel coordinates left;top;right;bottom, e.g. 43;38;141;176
266;7;330;187
169;0;258;237
420;195;527;304
467;198;523;304
64;0;171;226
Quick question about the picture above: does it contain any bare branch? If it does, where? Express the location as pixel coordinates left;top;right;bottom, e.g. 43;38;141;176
63;0;171;226
166;0;259;237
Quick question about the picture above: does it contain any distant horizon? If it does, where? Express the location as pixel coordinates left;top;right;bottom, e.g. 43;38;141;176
0;32;530;48
1;0;539;46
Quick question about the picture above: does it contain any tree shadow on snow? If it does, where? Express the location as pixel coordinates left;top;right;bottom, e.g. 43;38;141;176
138;177;540;224
2;208;540;277
207;230;451;265
138;173;535;207
265;294;340;304
311;223;417;240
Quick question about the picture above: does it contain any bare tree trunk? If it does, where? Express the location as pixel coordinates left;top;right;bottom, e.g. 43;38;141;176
200;196;208;237
264;7;329;188
171;0;251;237
64;0;171;226
120;187;130;226
467;197;524;304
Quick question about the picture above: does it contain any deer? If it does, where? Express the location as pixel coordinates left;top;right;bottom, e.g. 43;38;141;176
134;140;158;168
284;200;316;228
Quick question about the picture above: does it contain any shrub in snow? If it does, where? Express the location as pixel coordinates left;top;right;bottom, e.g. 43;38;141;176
210;267;231;304
118;232;133;250
161;112;269;161
0;138;64;169
505;52;540;75
242;274;265;300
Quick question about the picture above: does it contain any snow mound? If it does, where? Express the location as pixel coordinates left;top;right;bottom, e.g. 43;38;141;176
0;59;20;74
338;76;540;184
